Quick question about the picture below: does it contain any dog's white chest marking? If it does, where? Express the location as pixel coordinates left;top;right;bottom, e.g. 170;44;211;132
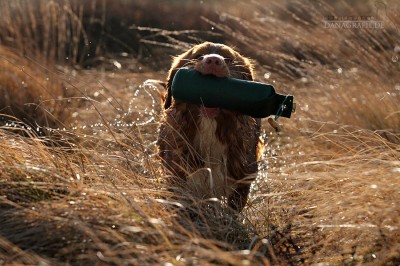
193;117;231;196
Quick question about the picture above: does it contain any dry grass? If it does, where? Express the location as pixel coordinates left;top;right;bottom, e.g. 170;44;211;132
0;0;89;65
0;0;399;265
0;45;70;136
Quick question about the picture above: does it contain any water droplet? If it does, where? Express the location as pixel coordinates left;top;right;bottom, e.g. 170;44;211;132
337;68;343;74
113;60;122;69
301;104;309;111
264;72;271;79
350;67;358;73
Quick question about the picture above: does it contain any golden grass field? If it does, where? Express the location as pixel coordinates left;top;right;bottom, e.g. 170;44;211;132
0;0;399;265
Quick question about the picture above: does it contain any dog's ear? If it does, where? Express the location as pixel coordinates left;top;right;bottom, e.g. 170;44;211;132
237;52;255;81
164;48;194;109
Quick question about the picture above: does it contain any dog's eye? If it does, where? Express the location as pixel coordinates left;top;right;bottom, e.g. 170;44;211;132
224;57;234;64
194;54;204;61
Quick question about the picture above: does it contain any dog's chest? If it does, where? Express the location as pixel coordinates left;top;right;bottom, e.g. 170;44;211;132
194;117;230;194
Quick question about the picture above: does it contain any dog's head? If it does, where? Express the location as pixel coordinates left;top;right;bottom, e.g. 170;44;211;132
163;42;254;110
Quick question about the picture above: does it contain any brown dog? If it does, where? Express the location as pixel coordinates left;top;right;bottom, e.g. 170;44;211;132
157;42;263;211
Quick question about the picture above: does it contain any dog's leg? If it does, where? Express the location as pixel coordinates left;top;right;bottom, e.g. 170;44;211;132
228;184;250;212
228;174;257;211
186;168;214;198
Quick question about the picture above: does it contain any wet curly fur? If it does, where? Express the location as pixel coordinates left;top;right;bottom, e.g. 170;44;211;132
157;42;263;211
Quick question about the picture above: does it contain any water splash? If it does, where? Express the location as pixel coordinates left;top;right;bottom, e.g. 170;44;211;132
123;80;160;127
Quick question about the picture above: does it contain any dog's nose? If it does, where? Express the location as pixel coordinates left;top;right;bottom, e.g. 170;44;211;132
196;53;229;77
203;54;224;67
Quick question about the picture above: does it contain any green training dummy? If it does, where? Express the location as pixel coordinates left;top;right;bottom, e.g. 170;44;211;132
171;68;295;119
